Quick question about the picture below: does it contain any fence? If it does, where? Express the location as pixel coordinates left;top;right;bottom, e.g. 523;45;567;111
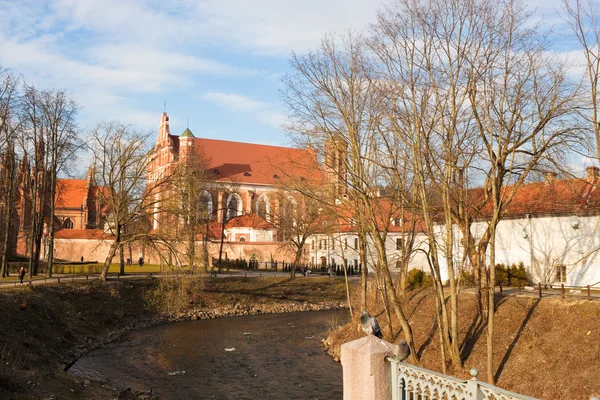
0;271;155;289
506;282;600;301
389;359;538;400
212;258;363;276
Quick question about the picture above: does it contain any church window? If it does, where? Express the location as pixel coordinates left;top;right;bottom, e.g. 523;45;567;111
256;194;270;221
199;190;213;219
226;193;243;220
63;218;74;229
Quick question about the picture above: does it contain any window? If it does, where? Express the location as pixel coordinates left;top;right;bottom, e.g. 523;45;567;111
344;238;348;249
324;239;328;250
239;237;246;242
63;218;74;229
556;265;567;283
354;238;358;250
256;194;270;221
311;240;315;250
318;240;323;250
199;190;213;218
396;238;404;250
226;193;243;220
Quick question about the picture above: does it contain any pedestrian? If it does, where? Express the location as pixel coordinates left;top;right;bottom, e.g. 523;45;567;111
138;257;143;267
126;257;131;266
18;266;25;285
80;256;84;263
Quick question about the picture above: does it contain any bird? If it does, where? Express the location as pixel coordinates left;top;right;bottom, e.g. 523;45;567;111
395;339;411;362
360;310;383;339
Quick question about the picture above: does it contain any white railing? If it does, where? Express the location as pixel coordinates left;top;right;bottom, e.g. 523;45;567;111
389;358;538;400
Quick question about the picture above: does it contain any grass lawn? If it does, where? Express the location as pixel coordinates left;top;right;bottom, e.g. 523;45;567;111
0;263;173;281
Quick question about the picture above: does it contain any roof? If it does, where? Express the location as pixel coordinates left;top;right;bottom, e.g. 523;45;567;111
225;213;275;230
54;229;114;240
55;179;87;209
180;128;194;138
467;176;600;219
180;137;322;186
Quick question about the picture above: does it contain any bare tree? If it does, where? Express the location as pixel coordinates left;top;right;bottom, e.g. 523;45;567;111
0;68;21;277
563;0;600;160
282;31;419;359
89;122;171;281
38;89;80;278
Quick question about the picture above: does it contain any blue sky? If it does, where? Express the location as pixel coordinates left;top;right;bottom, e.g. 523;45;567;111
0;0;578;150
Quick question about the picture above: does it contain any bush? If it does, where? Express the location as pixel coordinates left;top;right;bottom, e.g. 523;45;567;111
459;270;476;287
407;268;432;289
510;262;528;287
494;262;528;287
495;263;509;286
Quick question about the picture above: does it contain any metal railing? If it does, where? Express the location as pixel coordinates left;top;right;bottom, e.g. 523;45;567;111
389;359;538;400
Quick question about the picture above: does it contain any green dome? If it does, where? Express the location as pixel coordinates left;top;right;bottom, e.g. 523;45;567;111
180;128;195;138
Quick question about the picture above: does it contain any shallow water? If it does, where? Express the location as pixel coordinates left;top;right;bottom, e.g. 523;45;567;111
69;310;348;399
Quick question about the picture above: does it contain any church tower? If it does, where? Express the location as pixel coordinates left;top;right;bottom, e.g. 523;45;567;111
179;127;195;162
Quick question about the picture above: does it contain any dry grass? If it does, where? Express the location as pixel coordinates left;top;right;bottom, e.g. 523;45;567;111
327;288;600;400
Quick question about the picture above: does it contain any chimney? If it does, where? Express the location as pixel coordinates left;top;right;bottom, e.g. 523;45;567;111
586;166;599;180
544;171;557;183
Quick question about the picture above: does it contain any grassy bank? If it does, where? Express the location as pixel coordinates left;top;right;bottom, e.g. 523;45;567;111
0;276;350;400
325;288;600;400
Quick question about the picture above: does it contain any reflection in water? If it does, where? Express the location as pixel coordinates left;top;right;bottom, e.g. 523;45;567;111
69;310;348;399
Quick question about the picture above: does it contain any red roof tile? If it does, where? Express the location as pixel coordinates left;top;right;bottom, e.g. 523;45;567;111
188;138;322;186
468;177;600;219
55;179;88;209
226;213;275;230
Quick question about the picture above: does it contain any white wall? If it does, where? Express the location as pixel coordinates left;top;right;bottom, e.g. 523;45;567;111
445;215;600;287
308;231;430;275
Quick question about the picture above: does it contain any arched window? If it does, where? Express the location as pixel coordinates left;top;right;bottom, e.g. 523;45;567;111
239;236;246;242
198;190;213;219
226;193;243;220
256;194;270;221
63;218;74;229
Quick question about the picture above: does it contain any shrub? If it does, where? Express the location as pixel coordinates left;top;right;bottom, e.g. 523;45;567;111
459;269;476;287
495;263;509;286
510;262;528;287
407;268;432;289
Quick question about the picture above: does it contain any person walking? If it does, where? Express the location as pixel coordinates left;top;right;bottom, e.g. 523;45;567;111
18;266;25;285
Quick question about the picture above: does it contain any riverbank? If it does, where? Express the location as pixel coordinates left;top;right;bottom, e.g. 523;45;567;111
0;276;351;400
324;288;600;400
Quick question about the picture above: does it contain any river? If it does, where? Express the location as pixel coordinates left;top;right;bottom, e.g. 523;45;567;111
68;310;348;399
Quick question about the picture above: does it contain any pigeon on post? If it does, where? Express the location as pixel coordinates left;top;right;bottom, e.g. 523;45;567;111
395;339;411;362
360;310;383;339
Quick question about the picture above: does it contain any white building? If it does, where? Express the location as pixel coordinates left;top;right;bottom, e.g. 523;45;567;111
309;167;600;288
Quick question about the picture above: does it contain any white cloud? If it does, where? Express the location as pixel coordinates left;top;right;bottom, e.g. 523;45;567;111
200;92;285;129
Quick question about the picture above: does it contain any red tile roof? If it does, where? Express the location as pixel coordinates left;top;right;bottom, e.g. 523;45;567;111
187;138;322;186
225;213;275;230
55;179;87;209
54;229;114;240
468;177;600;219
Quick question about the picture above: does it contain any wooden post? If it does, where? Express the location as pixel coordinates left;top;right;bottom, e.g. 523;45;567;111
588;285;591;301
561;284;565;299
538;282;542;298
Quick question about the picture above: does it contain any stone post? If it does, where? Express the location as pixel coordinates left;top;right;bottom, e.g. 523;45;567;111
340;336;397;400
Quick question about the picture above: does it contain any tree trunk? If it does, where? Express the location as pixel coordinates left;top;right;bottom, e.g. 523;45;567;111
1;150;15;278
119;243;125;275
47;161;57;278
358;230;368;310
487;222;497;384
101;228;121;281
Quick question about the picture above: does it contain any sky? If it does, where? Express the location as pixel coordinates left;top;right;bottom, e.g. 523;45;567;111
0;0;578;152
